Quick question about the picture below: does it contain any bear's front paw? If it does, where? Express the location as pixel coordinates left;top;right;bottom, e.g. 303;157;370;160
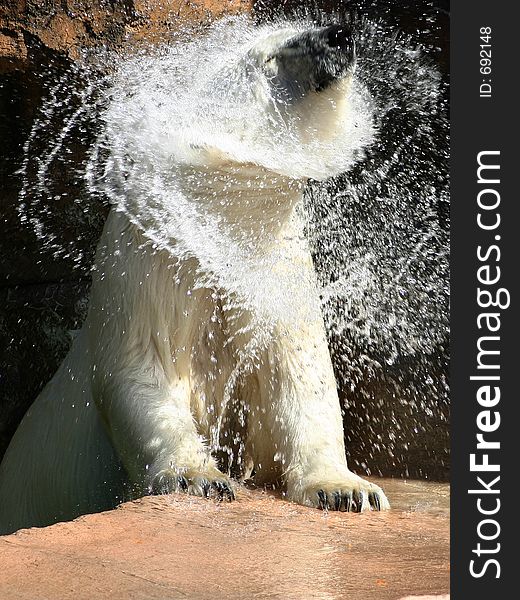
150;467;235;501
290;473;389;512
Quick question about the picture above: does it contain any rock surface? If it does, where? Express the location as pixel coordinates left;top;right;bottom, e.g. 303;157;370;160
400;597;450;600
0;0;251;72
0;478;449;600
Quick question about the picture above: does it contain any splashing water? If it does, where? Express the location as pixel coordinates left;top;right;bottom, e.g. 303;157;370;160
86;17;377;330
17;14;449;477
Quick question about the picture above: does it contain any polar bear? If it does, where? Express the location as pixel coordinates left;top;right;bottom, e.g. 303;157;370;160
0;21;389;535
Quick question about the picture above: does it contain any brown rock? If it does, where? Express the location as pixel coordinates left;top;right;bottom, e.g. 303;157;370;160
130;0;253;44
399;596;450;600
401;594;450;600
0;1;252;70
0;30;27;71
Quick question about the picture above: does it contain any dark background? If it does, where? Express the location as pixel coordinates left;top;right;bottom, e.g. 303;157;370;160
0;0;449;480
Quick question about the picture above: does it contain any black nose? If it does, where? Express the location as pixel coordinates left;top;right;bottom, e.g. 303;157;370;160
322;25;354;53
275;24;357;97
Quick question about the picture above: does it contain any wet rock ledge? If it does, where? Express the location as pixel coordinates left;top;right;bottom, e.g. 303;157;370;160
0;479;450;600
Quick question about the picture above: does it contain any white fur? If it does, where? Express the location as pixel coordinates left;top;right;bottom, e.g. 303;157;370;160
0;25;389;534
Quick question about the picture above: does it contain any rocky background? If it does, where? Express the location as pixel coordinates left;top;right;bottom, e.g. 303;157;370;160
0;0;449;479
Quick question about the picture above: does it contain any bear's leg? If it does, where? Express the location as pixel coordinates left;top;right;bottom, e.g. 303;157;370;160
93;370;235;501
252;318;389;512
87;213;234;501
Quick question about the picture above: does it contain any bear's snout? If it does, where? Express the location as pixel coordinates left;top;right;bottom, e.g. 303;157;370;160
270;24;356;99
314;25;356;90
321;25;355;56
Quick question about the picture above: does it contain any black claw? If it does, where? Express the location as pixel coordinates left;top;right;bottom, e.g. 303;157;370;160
317;489;328;510
211;481;224;499
150;473;235;501
226;483;235;501
201;479;211;498
333;491;342;511
342;492;352;512
211;480;235;501
177;475;189;492
352;490;362;513
369;491;381;511
150;472;187;495
224;484;235;501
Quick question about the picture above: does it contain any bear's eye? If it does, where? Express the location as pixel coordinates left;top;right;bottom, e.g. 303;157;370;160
264;56;275;65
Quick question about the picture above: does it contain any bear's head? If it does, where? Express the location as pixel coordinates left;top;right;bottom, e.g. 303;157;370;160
176;20;374;181
101;18;375;247
231;25;357;148
104;18;375;184
247;24;356;115
98;18;377;318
